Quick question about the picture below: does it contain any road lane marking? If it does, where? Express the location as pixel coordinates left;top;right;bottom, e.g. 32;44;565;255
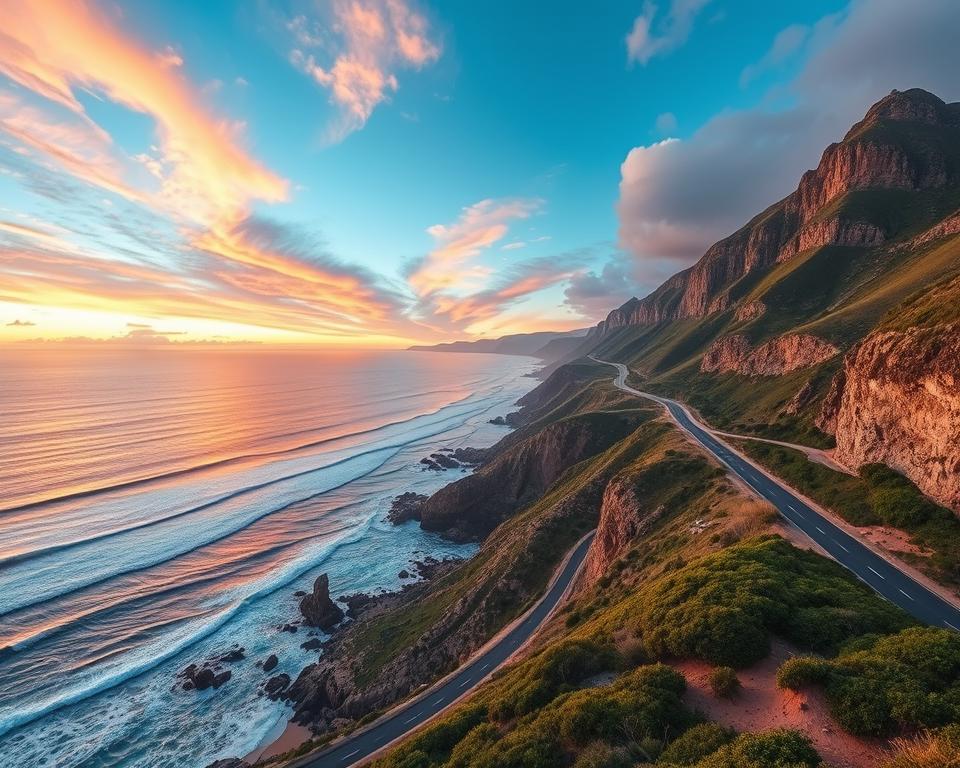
899;589;914;601
834;541;850;552
788;504;799;513
404;713;421;724
816;526;826;534
458;678;472;688
432;697;445;706
868;566;886;580
946;621;959;631
342;749;360;760
479;662;490;670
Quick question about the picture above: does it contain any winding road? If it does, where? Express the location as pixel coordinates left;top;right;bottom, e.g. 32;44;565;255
596;358;960;631
291;531;596;768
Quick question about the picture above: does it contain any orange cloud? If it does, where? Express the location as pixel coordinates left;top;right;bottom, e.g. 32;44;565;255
289;0;440;138
0;0;287;225
409;198;541;298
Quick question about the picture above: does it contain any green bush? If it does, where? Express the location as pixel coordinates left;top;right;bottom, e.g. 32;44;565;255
573;741;633;768
777;627;960;736
708;667;741;698
693;729;821;768
657;723;735;765
633;537;910;667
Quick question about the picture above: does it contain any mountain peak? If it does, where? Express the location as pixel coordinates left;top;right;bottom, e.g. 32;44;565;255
847;88;958;138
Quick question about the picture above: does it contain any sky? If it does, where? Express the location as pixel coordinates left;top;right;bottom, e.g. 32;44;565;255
1;0;958;347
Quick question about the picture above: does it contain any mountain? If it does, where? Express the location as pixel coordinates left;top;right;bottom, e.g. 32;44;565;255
408;328;588;360
584;88;960;512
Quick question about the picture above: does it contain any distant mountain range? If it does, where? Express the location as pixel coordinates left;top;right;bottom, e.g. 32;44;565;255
408;328;589;361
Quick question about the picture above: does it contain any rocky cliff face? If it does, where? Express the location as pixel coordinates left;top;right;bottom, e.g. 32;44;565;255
818;322;960;513
700;333;839;376
583;474;664;583
597;89;960;335
418;410;640;541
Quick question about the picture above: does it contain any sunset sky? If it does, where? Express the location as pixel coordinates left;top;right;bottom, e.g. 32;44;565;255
1;0;957;346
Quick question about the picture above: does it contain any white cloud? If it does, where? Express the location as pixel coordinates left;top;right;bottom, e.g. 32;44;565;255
626;0;712;66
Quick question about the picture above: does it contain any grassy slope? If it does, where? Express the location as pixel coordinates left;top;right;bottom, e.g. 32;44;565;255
372;416;915;768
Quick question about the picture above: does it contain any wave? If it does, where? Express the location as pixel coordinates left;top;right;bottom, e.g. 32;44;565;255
0;385;498;517
0;511;381;740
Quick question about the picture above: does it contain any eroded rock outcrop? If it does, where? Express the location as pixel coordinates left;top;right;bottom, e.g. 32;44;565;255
700;334;839;376
583;474;665;583
299;574;344;631
818;323;960;512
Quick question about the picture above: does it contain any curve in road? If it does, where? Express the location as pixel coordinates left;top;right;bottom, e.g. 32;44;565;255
596;358;960;632
292;530;596;768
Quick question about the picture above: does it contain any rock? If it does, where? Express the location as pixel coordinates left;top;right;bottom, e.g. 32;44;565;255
338;592;379;619
263;654;279;673
488;416;507;425
207;760;249;768
301;638;323;651
299;574;345;631
184;666;231;691
700;333;838;376
451;447;488;466
818;314;960;513
420;457;441;471
429;453;460;469
293;590;307;597
219;647;245;662
280;623;299;633
398;569;410;579
386;492;427;524
264;673;291;700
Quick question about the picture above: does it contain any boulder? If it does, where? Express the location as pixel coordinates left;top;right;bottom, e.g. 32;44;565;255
263;654;279;673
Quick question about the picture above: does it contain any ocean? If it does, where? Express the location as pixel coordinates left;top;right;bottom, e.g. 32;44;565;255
0;347;537;767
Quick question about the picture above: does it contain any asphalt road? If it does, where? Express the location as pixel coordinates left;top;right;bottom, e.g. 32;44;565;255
597;358;960;632
294;531;596;768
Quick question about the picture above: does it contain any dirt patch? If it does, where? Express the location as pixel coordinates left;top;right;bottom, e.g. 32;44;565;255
857;525;930;558
672;639;888;768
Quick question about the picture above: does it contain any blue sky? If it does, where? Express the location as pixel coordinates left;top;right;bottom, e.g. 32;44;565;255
0;0;956;345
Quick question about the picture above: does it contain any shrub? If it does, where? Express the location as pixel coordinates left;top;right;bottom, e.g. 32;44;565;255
708;667;741;698
633;537;910;668
658;723;735;765
883;725;960;768
694;729;821;768
778;627;960;736
573;741;632;768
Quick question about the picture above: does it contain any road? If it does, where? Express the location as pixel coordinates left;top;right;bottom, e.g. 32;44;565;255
292;531;596;768
596;358;960;631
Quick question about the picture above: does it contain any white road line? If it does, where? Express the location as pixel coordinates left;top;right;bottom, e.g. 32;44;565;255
899;589;915;601
458;678;471;688
834;541;850;552
342;749;360;760
868;566;886;580
479;662;490;670
816;526;826;534
403;713;421;724
946;621;959;631
788;504;799;513
432;697;445;706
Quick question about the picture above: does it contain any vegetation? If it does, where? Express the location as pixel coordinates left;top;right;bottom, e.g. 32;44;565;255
656;723;735;765
622;537;910;668
741;442;960;586
778;627;960;736
708;667;741;698
684;729;821;768
882;725;960;768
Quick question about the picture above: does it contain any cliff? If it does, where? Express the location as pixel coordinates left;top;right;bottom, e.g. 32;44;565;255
818;276;960;512
596;89;960;335
700;334;839;376
418;410;641;541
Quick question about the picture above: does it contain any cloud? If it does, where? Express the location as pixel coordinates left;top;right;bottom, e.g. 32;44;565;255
739;23;810;86
407;198;542;299
6;319;35;326
626;0;712;66
616;0;960;292
288;0;440;140
501;241;526;251
654;111;678;135
0;0;288;226
563;253;641;320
